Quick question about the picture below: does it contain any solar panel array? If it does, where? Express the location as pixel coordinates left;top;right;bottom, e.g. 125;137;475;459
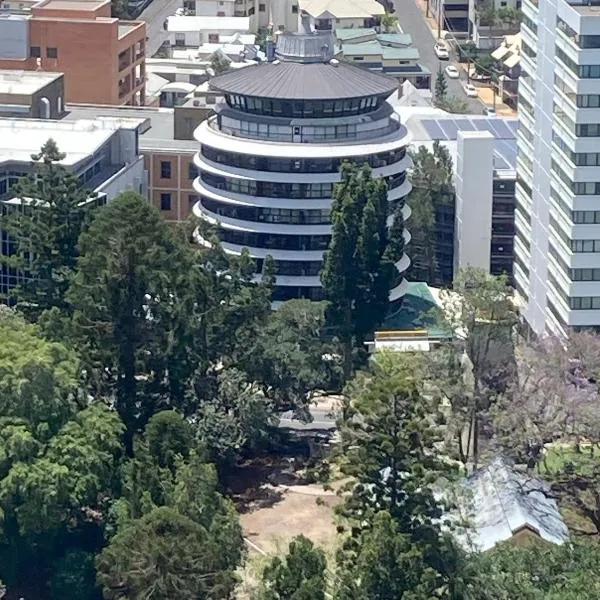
421;117;518;141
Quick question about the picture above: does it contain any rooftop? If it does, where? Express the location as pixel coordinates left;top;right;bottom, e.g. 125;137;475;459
208;60;398;100
62;105;199;150
36;0;106;10
0;116;139;166
167;15;250;32
299;0;384;19
454;458;569;552
340;40;420;60
0;70;62;95
405;113;518;173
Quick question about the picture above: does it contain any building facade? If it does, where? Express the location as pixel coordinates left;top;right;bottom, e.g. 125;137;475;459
193;32;412;302
0;116;146;296
0;0;146;106
515;0;600;334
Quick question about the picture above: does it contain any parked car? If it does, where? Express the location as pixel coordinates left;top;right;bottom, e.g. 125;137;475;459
434;43;449;60
484;105;497;116
175;7;185;15
463;83;478;98
445;65;459;79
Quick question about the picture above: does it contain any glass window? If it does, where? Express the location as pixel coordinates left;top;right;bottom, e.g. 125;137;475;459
30;46;41;58
160;161;171;179
46;47;58;59
160;193;171;211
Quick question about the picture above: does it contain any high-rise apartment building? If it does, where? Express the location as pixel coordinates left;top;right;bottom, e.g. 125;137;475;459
515;0;600;335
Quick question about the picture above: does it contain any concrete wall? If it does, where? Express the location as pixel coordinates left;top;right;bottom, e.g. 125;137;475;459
454;130;494;273
0;14;29;59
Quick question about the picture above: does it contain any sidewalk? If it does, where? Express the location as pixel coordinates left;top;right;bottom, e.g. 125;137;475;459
411;0;516;116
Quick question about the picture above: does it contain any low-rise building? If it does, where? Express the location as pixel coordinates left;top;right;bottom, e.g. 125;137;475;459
0;69;64;118
299;0;384;32
335;28;430;90
0;0;146;106
469;0;521;49
490;33;521;109
186;0;236;16
404;111;518;285
430;0;469;34
61;102;214;222
0;115;147;295
167;15;251;49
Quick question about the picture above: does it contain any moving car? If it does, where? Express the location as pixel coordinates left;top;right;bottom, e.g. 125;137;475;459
445;65;459;79
463;83;478;98
434;43;449;60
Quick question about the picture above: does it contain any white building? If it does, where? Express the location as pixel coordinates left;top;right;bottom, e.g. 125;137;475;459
0;116;147;295
515;0;600;335
188;0;236;16
193;31;412;303
299;0;384;32
167;15;251;48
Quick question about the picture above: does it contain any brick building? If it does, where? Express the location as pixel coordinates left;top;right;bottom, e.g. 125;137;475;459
0;0;146;105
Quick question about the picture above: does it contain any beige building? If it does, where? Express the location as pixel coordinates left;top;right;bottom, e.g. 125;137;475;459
62;99;216;222
0;69;64;118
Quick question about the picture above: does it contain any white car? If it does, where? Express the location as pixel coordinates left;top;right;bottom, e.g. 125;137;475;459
175;7;185;15
434;43;449;60
463;83;478;98
445;65;459;79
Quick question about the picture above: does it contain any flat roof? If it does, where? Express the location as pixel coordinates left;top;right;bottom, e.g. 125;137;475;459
209;60;398;100
341;40;420;60
0;117;128;166
62;105;199;151
38;0;106;9
167;15;250;32
300;0;384;18
0;70;62;95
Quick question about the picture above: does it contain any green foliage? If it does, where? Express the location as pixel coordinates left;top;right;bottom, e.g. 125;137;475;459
50;550;101;600
145;410;192;470
434;69;448;104
381;12;398;32
0;308;79;439
68;192;201;448
195;368;276;467
477;539;600;599
321;163;403;379
246;300;343;416
97;506;238;600
335;511;442;600
211;51;232;74
1;140;96;316
257;535;327;600
405;142;454;285
338;352;451;536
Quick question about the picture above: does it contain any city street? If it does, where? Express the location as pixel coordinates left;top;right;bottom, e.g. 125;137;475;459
139;0;181;56
394;0;484;114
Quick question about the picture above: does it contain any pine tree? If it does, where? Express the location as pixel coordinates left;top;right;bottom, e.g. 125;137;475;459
435;69;448;106
0;139;96;317
320;163;404;379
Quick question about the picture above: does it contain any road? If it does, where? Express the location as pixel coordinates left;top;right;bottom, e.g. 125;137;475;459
394;0;484;114
139;0;181;56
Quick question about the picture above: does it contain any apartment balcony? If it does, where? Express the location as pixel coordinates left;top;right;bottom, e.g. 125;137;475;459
118;81;131;98
118;51;131;72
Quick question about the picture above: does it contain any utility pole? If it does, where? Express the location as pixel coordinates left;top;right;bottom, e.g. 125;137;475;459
437;0;442;39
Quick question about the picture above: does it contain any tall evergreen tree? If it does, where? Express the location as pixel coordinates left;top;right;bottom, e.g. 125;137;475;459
0;139;96;317
320;163;404;379
435;69;448;105
68;192;202;451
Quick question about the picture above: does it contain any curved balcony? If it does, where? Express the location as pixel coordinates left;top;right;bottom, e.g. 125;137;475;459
195;119;411;160
194;201;332;235
389;277;409;302
194;152;411;184
193;178;333;210
395;252;411;273
251;274;322;287
194;230;326;261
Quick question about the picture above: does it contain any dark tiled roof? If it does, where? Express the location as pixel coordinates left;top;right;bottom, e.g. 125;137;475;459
208;60;397;100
